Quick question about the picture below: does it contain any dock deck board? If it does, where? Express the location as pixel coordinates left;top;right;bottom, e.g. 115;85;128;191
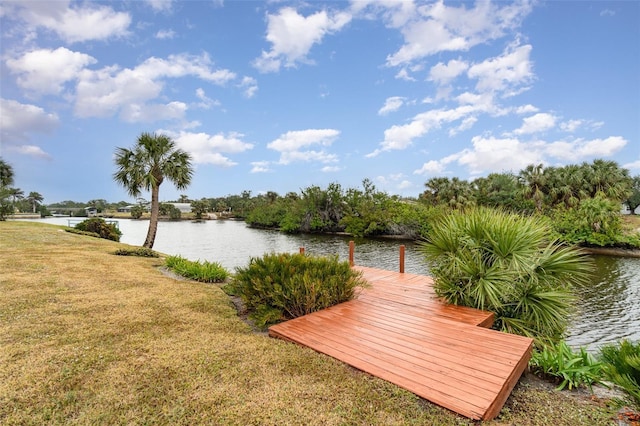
268;266;533;420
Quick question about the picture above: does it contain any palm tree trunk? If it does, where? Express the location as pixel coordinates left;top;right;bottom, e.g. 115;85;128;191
144;185;160;248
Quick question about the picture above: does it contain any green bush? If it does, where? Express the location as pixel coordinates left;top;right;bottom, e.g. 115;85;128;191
74;218;122;241
114;247;159;257
230;253;368;329
530;340;603;391
130;205;144;219
599;340;640;408
419;207;592;343
165;255;228;283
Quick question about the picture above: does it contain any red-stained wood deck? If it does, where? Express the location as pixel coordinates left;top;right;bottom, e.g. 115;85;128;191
268;266;534;421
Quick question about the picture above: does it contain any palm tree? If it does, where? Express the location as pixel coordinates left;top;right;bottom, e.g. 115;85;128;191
114;132;193;248
419;207;592;343
27;191;44;213
518;163;548;213
0;158;14;188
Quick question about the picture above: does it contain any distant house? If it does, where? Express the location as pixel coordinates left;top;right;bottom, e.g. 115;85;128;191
85;207;98;217
117;205;135;213
168;203;192;213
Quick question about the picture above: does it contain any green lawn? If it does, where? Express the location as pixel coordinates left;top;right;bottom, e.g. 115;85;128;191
0;221;615;425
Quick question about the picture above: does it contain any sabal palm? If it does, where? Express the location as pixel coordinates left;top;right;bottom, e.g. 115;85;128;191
518;163;547;212
27;191;44;213
419;207;592;343
0;159;14;188
114;132;193;248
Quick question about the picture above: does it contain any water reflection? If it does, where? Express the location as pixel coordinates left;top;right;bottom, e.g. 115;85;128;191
17;217;640;351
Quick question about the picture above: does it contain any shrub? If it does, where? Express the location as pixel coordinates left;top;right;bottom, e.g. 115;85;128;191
114;247;159;257
599;340;640;408
74;218;122;241
419;207;593;343
130;205;144;219
165;255;228;283
230;253;368;329
530;340;603;391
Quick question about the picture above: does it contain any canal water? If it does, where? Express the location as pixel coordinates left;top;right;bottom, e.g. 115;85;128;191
20;217;640;352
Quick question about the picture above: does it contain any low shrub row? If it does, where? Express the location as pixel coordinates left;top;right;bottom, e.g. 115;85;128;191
165;255;228;283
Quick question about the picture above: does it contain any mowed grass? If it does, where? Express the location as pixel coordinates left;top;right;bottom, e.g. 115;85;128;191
0;222;614;425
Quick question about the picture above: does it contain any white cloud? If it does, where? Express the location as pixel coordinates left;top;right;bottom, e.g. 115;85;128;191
455;135;543;174
121;101;188;123
0;98;59;144
74;53;235;120
155;29;176;39
11;1;130;43
545;136;627;160
395;68;416;81
514;112;557;135
194;88;219;109
251;161;272;173
600;9;615;17
428;59;468;85
623;160;640;171
413;160;445;176
145;0;174;12
239;76;258;98
378;96;405;115
167;131;254;167
467;43;534;95
253;7;351;73
6;47;97;95
10;145;52;159
514;104;539;114
268;129;340;164
321;166;341;172
383;1;532;66
369;104;487;157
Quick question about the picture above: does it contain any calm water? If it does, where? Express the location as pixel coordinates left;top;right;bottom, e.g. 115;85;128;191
20;217;640;352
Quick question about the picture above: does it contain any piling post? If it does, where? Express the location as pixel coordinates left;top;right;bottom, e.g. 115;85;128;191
349;241;355;266
299;247;305;255
399;245;405;274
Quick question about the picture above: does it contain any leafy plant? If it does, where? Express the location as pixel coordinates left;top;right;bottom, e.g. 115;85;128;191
530;340;603;391
419;207;593;343
114;247;159;257
599;340;640;408
74;218;122;241
165;255;228;283
229;253;368;329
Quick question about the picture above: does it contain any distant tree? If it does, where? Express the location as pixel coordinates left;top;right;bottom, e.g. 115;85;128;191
27;191;44;213
191;199;209;219
624;176;640;214
8;187;24;210
0;158;15;220
178;194;190;203
130;205;144;219
582;159;632;201
0;158;14;188
420;177;475;209
518;164;548;213
114;132;193;248
87;199;107;213
472;173;520;211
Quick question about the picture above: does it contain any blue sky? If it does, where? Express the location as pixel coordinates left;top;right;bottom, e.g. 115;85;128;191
1;0;638;204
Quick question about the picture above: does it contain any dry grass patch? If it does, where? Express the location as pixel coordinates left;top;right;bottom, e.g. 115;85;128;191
0;221;615;425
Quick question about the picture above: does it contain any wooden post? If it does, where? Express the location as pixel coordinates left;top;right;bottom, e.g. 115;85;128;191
299;247;305;255
349;240;355;266
399;245;405;274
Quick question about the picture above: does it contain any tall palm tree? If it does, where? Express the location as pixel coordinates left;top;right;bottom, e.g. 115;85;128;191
27;191;44;213
114;132;193;248
518;163;547;213
0;158;14;188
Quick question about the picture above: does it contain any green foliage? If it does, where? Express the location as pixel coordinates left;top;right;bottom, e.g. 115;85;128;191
130;205;144;219
113;247;159;257
230;253;368;329
419;207;592;343
624;176;640;214
165;255;228;283
74;218;122;242
599;340;640;408
551;195;639;248
530;341;603;391
65;228;101;238
190;199;209;219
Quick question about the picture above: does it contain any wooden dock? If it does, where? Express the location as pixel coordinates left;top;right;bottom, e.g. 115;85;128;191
268;266;534;421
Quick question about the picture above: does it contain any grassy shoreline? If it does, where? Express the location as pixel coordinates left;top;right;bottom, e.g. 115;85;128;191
0;221;617;425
